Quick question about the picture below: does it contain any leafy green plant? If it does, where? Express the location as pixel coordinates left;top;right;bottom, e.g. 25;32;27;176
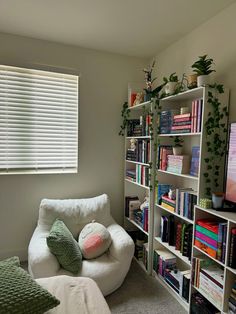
163;72;178;84
203;83;228;196
119;101;130;136
174;136;184;147
191;54;215;75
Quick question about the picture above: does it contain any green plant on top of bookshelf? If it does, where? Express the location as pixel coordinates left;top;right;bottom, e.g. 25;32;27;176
191;54;215;87
119;101;130;136
203;83;229;196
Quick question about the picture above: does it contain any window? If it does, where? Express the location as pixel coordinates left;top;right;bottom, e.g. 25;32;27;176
0;65;78;174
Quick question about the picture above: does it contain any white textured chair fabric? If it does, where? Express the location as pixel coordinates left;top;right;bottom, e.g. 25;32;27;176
28;194;134;296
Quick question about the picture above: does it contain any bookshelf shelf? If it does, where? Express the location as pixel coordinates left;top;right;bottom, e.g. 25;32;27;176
153;271;189;311
192;285;223;313
155;236;191;266
126;160;150;167
126;136;151;139
226;265;236;275
128;101;151;111
125;217;149;236
125;178;150;190
160;86;204;102
156;204;194;224
157;169;199;180
159;132;201;137
193;245;225;267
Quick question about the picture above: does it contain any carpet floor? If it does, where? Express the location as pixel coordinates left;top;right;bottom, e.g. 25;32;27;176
106;259;185;314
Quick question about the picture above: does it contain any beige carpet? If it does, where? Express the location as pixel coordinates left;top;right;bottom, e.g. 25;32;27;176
106;259;185;314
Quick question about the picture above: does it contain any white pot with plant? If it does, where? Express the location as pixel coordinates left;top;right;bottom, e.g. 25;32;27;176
191;54;215;87
163;72;178;95
173;136;184;155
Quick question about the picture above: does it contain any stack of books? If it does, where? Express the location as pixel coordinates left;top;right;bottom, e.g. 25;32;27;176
153;249;176;277
191;292;221;314
160;215;193;261
171;113;191;134
155;184;170;205
191;98;203;133
228;280;236;313
192;257;224;310
190;146;200;177
157;145;173;170
126;147;136;162
195;219;227;263
166;155;190;174
126;169;136;182
229;228;236;268
175;188;197;220
127;115;151;137
161;195;176;212
160;110;179;134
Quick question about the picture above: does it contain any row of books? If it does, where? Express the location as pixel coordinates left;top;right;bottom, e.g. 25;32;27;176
127;116;151;137
133;207;149;232
157;145;200;177
156;184;197;221
160;215;193;261
159;99;203;134
228;280;236;313
126;139;150;164
153;249;190;302
229;227;236;269
191;292;220;314
126;165;149;187
194;219;227;263
192;256;224;310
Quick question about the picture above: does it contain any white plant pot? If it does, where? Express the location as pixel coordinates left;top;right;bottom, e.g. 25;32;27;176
165;82;177;95
197;75;210;87
173;146;183;156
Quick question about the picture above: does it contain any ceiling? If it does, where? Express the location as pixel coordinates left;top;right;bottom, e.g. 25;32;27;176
0;0;235;58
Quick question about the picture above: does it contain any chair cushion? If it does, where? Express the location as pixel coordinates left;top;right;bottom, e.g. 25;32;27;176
78;222;112;259
0;256;20;267
0;258;60;314
47;219;82;274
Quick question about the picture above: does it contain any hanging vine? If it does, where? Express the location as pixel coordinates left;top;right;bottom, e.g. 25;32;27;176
203;83;229;196
119;101;130;136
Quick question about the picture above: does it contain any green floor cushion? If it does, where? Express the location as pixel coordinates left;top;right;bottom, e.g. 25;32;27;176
0;256;20;267
78;221;112;259
47;219;82;273
0;260;60;314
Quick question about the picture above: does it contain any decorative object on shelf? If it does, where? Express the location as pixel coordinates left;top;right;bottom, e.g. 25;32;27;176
168;188;176;200
143;60;166;99
130;138;137;150
133;92;144;106
212;192;224;209
199;198;212;209
180;107;189;115
203;84;228;196
119;101;130;136
173;136;184;155
163;72;178;95
191;54;215;87
187;73;198;89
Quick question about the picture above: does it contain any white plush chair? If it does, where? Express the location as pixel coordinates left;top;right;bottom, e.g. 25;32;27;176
28;194;134;296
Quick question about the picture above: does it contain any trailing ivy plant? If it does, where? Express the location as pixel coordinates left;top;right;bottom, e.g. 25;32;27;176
204;83;229;196
119;101;130;136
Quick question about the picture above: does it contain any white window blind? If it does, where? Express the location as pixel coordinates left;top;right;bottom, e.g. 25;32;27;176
0;65;78;174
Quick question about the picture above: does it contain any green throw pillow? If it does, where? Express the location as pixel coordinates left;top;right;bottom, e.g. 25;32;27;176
0;263;60;314
47;219;82;274
0;256;20;267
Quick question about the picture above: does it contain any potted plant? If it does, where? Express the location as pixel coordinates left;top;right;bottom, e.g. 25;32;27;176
143;60;157;101
187;73;198;89
173;136;184;155
163;72;178;95
191;54;215;87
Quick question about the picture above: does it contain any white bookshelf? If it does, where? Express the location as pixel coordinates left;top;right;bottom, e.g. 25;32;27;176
123;87;232;313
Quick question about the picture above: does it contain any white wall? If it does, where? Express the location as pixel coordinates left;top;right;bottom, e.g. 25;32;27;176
0;32;147;260
153;1;236;120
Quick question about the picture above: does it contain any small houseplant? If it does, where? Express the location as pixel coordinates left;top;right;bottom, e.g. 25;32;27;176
143;60;157;101
191;54;215;87
163;72;178;95
173;136;184;155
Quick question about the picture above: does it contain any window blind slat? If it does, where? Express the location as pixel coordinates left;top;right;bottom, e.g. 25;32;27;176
0;65;78;173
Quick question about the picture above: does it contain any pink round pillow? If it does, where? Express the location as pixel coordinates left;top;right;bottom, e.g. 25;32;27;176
78;222;112;259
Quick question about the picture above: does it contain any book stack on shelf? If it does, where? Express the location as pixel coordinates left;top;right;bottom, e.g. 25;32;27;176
125;166;149;187
157;145;173;171
155;184;171;205
192;257;224;309
153;249;190;302
175;188;197;220
228;280;236;313
194;219;227;263
160;215;193;261
172;113;192;134
229;227;236;269
191;292;220;314
127;116;151;137
166;154;190;174
190;146;200;177
125;169;136;182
